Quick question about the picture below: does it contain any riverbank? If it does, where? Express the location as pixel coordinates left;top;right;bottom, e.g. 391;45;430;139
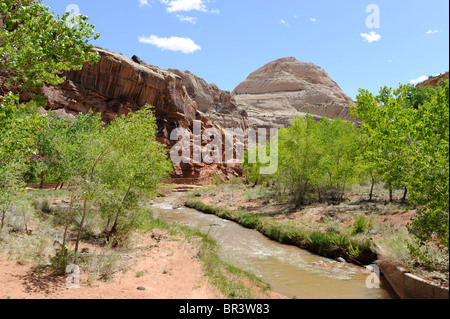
0;230;219;299
0;188;281;299
185;183;449;292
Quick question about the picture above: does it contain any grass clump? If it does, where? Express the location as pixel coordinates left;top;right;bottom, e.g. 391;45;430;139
352;214;374;235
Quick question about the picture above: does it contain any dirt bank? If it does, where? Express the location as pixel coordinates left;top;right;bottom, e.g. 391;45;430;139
0;231;220;299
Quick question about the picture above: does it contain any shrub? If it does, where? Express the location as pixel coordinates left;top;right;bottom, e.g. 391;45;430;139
352;214;373;235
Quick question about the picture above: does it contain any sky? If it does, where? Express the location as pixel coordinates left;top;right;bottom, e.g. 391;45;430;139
42;0;449;100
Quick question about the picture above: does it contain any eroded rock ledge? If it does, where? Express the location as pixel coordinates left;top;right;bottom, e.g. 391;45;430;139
40;48;240;183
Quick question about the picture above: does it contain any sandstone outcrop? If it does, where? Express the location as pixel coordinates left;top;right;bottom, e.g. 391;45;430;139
39;48;240;183
232;57;354;128
416;72;449;87
42;47;197;125
169;69;248;130
7;48;359;183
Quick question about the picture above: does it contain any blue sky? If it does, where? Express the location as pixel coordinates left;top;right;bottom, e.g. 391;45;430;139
42;0;449;100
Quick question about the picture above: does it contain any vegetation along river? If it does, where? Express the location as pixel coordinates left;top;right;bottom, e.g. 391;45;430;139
152;193;398;299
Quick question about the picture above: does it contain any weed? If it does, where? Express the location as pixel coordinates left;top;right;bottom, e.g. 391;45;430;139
135;270;147;277
210;172;223;186
352;214;373;235
41;200;51;214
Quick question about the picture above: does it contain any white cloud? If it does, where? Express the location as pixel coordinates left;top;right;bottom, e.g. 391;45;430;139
310;18;316;22
138;35;201;54
410;75;428;85
163;0;207;13
176;14;198;24
280;19;286;25
360;31;381;43
426;29;439;35
139;0;152;8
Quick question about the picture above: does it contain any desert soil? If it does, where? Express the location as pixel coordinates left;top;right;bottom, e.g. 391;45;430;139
0;231;220;300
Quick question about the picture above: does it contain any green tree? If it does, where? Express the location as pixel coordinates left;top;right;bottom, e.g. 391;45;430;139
351;80;449;269
351;87;410;202
52;111;106;253
1;0;100;92
275;115;322;205
0;93;46;228
405;81;449;267
245;114;362;206
315;117;362;202
1;0;100;230
243;142;272;186
95;106;173;246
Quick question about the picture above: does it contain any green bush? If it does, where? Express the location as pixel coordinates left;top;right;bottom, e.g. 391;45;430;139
352;215;370;235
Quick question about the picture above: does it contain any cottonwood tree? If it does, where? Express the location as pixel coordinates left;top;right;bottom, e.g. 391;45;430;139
315;117;362;202
43;107;172;254
0;0;99;93
245;114;362;206
0;94;46;229
352;87;410;203
352;80;449;269
95;107;172;246
40;111;105;254
1;0;99;230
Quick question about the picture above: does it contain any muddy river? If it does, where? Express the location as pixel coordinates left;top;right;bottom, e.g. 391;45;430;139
152;193;398;299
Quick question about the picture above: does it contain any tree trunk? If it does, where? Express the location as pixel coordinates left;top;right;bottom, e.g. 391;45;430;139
62;190;75;250
39;173;44;189
74;199;88;254
108;214;120;247
401;187;408;204
54;182;60;191
107;186;132;244
1;209;6;229
369;173;375;202
104;218;111;234
389;183;393;203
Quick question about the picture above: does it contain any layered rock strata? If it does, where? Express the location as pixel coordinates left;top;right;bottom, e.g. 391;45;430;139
232;57;354;128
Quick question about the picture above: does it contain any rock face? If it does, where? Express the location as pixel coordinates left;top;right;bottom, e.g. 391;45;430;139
42;47;197;125
33;50;356;183
416;72;449;87
232;57;354;128
40;48;240;183
169;69;248;130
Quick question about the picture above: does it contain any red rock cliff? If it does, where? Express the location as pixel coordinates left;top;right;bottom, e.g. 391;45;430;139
40;48;240;184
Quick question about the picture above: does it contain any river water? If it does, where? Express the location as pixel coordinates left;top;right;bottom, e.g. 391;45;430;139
152;193;398;299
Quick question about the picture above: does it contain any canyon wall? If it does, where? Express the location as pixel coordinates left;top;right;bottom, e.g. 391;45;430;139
36;48;358;183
